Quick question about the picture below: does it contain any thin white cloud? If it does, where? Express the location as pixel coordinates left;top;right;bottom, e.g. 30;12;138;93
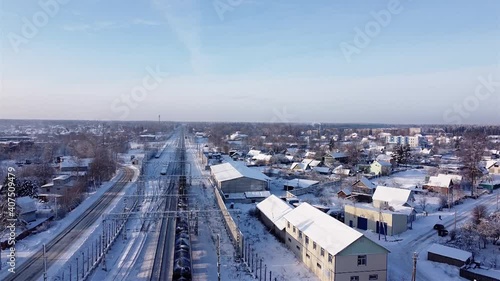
63;19;163;33
132;18;162;26
62;23;92;32
152;0;208;74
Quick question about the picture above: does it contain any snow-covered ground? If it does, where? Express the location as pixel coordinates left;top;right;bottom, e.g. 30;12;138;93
229;203;319;281
0;165;141;280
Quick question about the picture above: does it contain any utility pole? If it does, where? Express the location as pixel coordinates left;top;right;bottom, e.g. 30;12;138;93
411;252;418;281
454;211;457;230
43;244;47;281
217;234;221;281
497;193;499;211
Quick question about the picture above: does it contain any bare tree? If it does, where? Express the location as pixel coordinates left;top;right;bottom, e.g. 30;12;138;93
471;204;488;225
418;196;429;212
457;131;487;197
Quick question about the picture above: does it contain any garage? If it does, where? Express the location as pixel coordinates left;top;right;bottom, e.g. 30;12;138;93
357;217;368;230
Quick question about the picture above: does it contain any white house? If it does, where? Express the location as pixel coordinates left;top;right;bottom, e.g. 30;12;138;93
283;203;389;281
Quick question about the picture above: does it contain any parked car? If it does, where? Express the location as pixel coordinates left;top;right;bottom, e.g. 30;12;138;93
433;224;445;230
438;229;449;237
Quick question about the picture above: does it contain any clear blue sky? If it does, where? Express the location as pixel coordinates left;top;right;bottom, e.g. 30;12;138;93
1;0;499;124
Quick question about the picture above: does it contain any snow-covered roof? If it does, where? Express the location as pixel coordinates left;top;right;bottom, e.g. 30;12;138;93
54;175;71;181
427;243;472;262
331;152;348;159
60;156;93;168
301;159;321;167
372;186;412;206
210;162;270;183
284;179;319;189
245;191;271;198
427;174;462;188
338;189;352;196
253;154;272;161
283;203;364;256
256;195;293;230
17;196;37;214
485;160;499;169
375;160;392;167
313;167;331;174
290;162;308;170
247;150;261;157
354;177;376;190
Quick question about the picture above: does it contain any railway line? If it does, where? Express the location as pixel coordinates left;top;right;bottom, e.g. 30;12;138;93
148;128;192;281
5;167;134;281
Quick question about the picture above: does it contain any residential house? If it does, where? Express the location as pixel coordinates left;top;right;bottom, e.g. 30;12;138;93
313;166;331;175
370;160;392;176
283;203;389;281
485;160;500;174
351;177;377;196
424;174;462;202
256;195;294;241
290;159;322;172
337;189;352;199
59;156;93;173
40;175;76;196
323;152;349;166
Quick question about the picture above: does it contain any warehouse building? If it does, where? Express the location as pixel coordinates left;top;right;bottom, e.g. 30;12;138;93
210;162;270;194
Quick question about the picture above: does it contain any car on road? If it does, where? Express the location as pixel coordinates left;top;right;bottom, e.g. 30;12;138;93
438;229;449;237
433;224;445;230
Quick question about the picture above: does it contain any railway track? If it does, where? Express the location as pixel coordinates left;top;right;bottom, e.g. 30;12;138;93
5;168;134;281
149;128;191;281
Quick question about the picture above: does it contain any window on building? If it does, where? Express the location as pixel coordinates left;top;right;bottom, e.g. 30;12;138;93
296;245;300;251
305;236;309;244
293;226;296;233
369;274;379;280
317;263;322;269
321;248;325;257
328;254;333;263
298;231;302;239
287;222;290;228
350;276;359;281
357;255;367;266
306;253;310;259
313;242;317;250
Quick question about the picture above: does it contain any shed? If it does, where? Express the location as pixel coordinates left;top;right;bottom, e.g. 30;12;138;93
17;196;37;222
427;243;472;267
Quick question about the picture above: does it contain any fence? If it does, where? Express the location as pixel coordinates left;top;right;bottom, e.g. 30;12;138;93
459;267;500;281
